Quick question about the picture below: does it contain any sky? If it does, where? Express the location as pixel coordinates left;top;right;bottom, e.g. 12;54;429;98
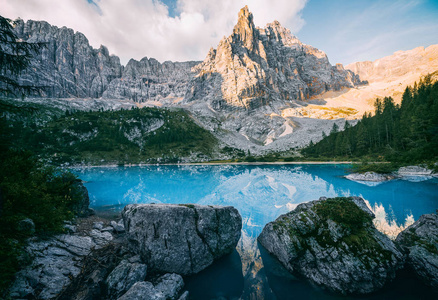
1;0;437;66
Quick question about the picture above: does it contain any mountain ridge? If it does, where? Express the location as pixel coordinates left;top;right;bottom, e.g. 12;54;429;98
7;7;437;154
11;6;363;108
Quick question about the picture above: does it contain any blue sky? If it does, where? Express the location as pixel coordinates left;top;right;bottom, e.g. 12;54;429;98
1;0;437;65
298;0;438;64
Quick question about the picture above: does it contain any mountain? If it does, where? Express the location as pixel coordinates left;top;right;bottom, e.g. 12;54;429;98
185;6;362;110
10;7;362;154
13;7;361;107
9;7;436;156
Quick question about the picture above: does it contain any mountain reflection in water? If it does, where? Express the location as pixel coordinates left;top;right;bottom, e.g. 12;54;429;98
74;164;438;299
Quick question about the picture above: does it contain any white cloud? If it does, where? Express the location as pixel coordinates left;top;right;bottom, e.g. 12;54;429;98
0;0;308;65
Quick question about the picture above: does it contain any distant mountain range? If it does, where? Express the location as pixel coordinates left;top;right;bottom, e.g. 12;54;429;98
10;6;437;154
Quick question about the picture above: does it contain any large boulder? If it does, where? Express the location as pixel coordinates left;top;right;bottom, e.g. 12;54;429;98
396;211;438;289
258;197;404;295
122;203;242;275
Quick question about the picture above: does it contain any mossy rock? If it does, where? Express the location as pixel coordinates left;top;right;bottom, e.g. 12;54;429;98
258;196;404;295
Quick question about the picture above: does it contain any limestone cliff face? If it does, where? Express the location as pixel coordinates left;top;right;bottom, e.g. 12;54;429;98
14;19;123;98
13;19;199;102
185;6;362;110
102;58;198;103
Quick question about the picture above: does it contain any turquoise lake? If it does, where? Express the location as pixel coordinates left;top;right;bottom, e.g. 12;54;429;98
74;164;438;299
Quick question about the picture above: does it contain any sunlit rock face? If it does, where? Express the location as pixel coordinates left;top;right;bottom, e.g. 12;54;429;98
345;45;438;84
185;6;362;110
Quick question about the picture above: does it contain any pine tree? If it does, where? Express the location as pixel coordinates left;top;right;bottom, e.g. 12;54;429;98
330;123;339;135
0;15;44;97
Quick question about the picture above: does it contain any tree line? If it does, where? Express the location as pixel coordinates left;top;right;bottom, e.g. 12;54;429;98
303;74;438;164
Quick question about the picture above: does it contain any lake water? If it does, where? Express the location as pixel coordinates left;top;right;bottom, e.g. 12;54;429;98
73;164;438;299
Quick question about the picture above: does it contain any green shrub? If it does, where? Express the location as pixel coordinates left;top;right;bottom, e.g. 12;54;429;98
0;150;83;293
350;162;400;174
313;197;373;231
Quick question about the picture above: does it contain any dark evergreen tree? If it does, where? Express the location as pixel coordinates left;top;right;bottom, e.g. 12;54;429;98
0;15;44;97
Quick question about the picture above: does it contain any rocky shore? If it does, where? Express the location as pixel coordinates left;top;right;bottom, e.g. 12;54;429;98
258;197;438;295
6;186;437;298
7;204;242;299
345;165;437;184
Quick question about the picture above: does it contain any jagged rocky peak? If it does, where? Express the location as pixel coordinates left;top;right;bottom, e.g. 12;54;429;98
186;6;362;110
232;5;258;51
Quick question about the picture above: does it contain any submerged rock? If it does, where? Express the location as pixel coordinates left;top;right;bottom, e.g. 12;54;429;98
258;197;404;295
122;203;242;275
396;212;438;289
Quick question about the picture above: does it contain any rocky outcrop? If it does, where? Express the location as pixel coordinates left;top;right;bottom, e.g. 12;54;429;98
345;171;395;182
397;165;435;176
122;203;242;275
17;218;35;235
258;197;404;294
396;212;438;289
7;214;191;300
185;6;363;110
13;19;123;98
8;229;114;299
